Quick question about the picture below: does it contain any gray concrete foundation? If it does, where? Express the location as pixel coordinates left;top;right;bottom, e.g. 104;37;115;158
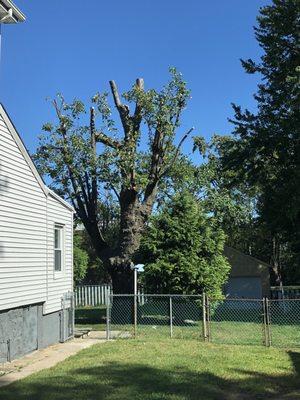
0;303;73;363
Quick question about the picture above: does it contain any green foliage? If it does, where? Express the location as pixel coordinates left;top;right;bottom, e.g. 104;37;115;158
193;134;256;232
34;69;193;292
35;68;191;199
73;229;111;284
140;192;230;296
192;1;300;283
73;234;89;285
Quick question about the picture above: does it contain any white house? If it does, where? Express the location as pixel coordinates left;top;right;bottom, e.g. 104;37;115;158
0;104;74;362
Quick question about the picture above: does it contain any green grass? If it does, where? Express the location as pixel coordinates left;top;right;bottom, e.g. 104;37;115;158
110;321;300;347
75;306;300;346
1;340;300;399
75;306;106;331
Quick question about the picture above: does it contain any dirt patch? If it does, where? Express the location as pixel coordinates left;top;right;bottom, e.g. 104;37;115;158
0;335;106;388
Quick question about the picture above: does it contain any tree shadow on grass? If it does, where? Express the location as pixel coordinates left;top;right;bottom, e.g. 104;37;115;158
0;351;300;400
75;307;106;325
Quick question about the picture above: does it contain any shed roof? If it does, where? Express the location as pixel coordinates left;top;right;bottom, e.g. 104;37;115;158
224;245;270;268
224;246;270;268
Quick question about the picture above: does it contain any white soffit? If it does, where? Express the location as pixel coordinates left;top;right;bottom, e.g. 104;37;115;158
0;0;25;24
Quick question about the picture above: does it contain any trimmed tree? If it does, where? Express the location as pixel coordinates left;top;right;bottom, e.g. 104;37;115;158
35;69;193;293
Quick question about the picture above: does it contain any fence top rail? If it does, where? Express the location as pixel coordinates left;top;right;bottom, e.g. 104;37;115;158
110;294;263;300
208;297;264;302
268;298;300;302
271;286;300;290
75;285;111;288
110;293;203;297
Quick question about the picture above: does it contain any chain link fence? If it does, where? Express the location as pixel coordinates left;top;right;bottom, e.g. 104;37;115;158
207;298;270;346
268;299;300;347
105;294;300;347
107;295;204;340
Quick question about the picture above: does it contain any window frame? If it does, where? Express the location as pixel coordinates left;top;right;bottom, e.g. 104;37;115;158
54;224;65;277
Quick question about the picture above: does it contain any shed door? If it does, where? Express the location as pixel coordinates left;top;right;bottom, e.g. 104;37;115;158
225;277;262;299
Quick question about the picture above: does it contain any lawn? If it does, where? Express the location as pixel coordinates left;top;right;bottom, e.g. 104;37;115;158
0;340;300;399
75;306;300;347
75;306;106;331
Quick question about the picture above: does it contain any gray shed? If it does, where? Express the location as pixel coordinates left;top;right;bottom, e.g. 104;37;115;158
224;246;270;299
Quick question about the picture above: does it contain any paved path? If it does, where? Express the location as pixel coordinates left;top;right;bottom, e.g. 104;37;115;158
0;332;106;388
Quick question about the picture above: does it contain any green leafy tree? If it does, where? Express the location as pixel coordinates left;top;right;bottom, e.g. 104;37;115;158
198;0;300;284
35;69;193;292
73;229;110;284
139;192;230;296
193;135;256;241
73;234;89;285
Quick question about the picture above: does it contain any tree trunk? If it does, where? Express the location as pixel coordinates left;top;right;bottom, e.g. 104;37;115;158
106;187;155;293
109;257;134;293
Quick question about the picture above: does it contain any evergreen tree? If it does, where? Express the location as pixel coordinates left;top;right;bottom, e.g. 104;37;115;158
211;0;300;283
139;192;230;296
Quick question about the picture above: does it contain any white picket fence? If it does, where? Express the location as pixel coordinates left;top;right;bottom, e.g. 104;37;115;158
75;285;112;307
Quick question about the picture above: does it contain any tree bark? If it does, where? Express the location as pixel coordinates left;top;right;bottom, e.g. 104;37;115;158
106;187;156;293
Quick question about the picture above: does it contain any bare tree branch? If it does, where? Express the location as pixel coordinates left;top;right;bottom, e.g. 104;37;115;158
90;107;98;210
159;127;194;178
133;78;144;124
110;183;121;202
109;80;131;136
109;80;122;108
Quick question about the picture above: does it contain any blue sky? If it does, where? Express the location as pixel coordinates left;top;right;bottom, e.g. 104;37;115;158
1;0;268;157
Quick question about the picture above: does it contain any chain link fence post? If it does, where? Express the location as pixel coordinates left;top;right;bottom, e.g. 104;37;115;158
202;293;207;342
262;297;271;347
134;294;137;339
262;297;267;346
106;294;110;340
206;295;211;342
169;296;173;338
265;297;272;346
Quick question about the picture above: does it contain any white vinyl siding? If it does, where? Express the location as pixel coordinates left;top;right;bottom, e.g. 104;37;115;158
44;194;73;314
0;109;73;315
0;114;47;311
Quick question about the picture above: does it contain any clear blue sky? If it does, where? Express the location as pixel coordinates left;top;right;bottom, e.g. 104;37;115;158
1;0;268;157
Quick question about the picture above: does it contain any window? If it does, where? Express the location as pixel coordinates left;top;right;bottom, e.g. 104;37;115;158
54;225;64;272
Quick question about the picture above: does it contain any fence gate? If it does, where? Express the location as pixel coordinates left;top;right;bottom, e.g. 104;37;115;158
268;299;300;347
206;297;266;346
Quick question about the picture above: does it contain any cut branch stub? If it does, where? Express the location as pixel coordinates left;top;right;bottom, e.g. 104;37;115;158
109;80;122;108
95;131;122;149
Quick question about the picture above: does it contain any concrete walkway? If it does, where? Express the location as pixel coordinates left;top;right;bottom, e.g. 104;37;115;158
0;332;106;388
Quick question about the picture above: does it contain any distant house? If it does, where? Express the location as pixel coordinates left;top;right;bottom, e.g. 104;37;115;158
224;246;270;299
0;105;74;362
